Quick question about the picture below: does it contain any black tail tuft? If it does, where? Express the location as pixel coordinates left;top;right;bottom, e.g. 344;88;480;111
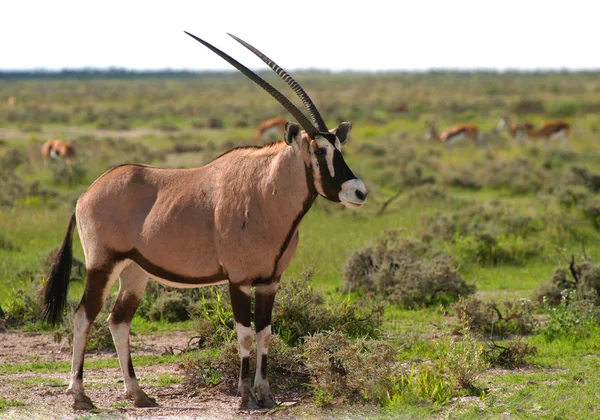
41;212;76;326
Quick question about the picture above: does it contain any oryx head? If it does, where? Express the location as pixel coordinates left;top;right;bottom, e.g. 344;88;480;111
185;31;367;209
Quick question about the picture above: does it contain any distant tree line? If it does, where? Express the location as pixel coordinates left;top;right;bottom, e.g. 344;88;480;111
1;68;599;81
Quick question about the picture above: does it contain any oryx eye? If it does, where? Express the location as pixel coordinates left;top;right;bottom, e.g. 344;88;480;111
314;148;326;157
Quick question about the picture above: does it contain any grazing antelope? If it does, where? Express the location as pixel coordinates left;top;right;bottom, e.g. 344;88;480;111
255;116;287;140
424;122;482;146
41;32;367;411
41;139;75;166
497;117;571;144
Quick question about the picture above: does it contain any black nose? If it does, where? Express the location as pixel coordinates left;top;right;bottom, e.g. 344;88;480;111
355;190;367;201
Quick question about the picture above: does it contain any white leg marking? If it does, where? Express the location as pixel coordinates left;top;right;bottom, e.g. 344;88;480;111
254;325;272;387
236;322;253;358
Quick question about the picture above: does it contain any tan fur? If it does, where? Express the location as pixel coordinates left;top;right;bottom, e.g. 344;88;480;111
255;117;287;140
41;139;75;165
7;96;17;107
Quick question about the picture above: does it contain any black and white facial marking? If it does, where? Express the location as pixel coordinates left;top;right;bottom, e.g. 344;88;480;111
295;121;367;209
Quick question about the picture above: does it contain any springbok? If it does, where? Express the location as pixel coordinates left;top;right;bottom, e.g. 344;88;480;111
496;117;571;144
255;116;287;140
41;139;75;166
424;122;482;146
41;32;367;411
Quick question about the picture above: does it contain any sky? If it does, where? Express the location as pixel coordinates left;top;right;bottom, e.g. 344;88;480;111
3;0;599;72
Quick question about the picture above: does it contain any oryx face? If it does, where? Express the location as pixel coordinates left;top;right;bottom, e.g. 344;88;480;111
286;121;367;209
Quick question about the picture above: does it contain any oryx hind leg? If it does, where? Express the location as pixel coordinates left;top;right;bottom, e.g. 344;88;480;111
108;263;157;407
67;261;125;410
253;280;279;409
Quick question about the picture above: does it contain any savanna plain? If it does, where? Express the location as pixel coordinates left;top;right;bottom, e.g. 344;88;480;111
1;71;600;419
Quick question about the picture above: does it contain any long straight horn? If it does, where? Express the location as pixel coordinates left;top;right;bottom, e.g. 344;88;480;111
184;31;319;138
227;33;329;132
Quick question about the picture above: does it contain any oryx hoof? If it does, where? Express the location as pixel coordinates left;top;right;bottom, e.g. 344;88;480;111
238;384;261;410
133;394;158;408
71;394;95;411
258;396;277;409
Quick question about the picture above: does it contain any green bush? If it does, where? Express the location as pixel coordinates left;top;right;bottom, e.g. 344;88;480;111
344;232;475;308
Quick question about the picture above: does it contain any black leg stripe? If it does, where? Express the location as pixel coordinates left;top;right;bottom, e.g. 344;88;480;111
261;354;268;379
241;357;250;380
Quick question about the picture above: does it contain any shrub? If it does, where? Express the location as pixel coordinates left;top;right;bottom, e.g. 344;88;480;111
483;339;537;369
344;232;475;308
182;335;308;395
302;331;400;404
1;288;42;325
273;269;383;346
453;296;536;337
147;291;192;323
534;259;600;307
50;163;87;187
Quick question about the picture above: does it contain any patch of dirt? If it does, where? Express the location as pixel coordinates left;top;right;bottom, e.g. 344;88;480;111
0;331;317;419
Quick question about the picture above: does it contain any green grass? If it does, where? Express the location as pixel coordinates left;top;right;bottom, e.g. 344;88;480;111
0;353;185;375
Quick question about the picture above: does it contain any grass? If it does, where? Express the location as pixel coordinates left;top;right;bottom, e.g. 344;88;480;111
0;353;186;375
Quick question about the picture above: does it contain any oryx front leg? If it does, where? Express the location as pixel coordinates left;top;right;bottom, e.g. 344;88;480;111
253;281;279;409
229;282;257;409
108;263;157;407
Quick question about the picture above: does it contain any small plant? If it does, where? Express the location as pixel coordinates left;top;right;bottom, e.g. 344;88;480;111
439;328;489;390
382;363;453;406
190;286;235;346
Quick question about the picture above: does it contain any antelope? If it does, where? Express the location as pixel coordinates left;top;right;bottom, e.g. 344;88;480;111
41;32;367;411
255;116;287;140
424;122;482;146
41;139;75;166
496;117;571;144
7;96;17;107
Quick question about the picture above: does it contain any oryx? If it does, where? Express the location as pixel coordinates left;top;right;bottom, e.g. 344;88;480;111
42;32;367;410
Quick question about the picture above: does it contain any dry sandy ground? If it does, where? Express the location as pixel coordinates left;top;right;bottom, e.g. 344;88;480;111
0;331;343;420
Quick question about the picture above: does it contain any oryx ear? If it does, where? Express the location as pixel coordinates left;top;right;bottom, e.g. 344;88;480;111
284;122;301;145
331;121;352;145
